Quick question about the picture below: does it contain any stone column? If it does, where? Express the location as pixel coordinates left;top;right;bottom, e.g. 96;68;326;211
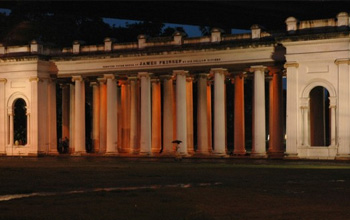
0;79;6;155
197;74;210;154
234;73;246;155
268;71;284;157
151;78;161;154
90;82;100;153
105;74;118;154
186;76;194;154
174;70;188;155
207;81;212;151
335;59;349;157
98;78;107;153
212;68;227;155
285;62;299;158
329;96;337;147
250;66;266;157
161;75;175;155
29;77;39;154
139;72;152;155
129;77;138;154
120;81;131;153
61;84;70;140
300;98;310;146
72;75;85;155
48;80;57;154
69;84;75;153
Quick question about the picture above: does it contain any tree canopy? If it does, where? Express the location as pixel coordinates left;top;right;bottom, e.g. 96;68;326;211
0;4;189;47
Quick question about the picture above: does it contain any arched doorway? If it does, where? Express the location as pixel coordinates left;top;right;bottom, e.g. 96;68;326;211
13;98;27;145
309;86;330;146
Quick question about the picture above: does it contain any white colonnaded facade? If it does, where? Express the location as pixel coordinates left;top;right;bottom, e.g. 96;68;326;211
0;13;350;159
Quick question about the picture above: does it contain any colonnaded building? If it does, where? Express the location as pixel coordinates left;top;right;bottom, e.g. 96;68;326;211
1;13;350;159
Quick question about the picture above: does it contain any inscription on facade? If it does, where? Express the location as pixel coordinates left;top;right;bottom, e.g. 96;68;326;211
102;58;221;69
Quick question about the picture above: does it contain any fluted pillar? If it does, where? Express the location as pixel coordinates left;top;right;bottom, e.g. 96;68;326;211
174;70;188;155
251;66;267;157
120;81;130;153
197;74;210;154
186;76;194;154
69;84;75;152
129;77;138;154
105;74;118;154
234;73;246;155
90;82;100;153
72;75;85;155
212;68;227;155
0;79;6;155
151;79;161;154
161;75;175;155
139;72;152;155
268;71;284;157
98;78;107;153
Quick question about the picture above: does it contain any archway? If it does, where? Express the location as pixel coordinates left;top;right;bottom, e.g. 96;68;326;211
13;98;27;145
309;86;330;146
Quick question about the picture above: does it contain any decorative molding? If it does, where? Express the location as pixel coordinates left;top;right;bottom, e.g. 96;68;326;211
0;78;7;83
173;70;188;76
284;62;299;68
334;59;350;65
104;74;115;80
250;65;266;72
29;77;40;82
71;75;83;82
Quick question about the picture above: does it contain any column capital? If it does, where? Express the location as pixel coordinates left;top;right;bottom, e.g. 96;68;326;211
151;78;160;83
159;74;174;80
335;59;350;65
128;76;138;81
329;96;337;108
197;73;209;79
300;97;310;108
60;83;69;89
138;72;152;78
29;77;41;82
71;75;83;82
186;76;194;82
104;74;115;80
284;62;299;68
210;68;227;75
90;82;99;87
97;78;106;84
250;65;267;72
173;70;188;76
0;78;7;83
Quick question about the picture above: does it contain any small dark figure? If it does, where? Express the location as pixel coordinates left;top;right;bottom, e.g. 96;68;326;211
172;140;182;161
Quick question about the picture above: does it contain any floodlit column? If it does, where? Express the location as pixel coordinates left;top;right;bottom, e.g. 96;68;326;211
105;74;118;154
268;71;284;157
161;75;175;155
48;80;57;154
285;62;299;157
98;78;107;153
300;99;310;146
197;74;210;154
212;68;227;155
186;76;194;154
72;75;85;154
29;77;39;154
61;84;70;140
129;77;138;154
234;73;246;155
251;66;266;157
174;70;188;155
120;81;131;152
151;78;161;154
329;97;337;147
0;79;6;154
90;82;100;153
69;84;75;152
207;81;212;151
335;59;349;157
139;72;152;155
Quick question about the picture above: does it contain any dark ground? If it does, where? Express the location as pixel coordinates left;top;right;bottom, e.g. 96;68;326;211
0;157;350;220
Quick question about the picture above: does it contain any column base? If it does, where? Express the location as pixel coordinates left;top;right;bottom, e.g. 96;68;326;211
105;151;119;156
250;152;267;158
233;150;246;156
71;151;86;156
139;152;152;157
268;151;284;158
284;153;299;160
212;151;227;157
335;155;350;160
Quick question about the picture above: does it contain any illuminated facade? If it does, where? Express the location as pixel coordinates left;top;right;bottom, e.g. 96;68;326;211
0;12;349;159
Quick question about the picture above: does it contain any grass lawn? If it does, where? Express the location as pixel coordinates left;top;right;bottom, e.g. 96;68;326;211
0;157;350;220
